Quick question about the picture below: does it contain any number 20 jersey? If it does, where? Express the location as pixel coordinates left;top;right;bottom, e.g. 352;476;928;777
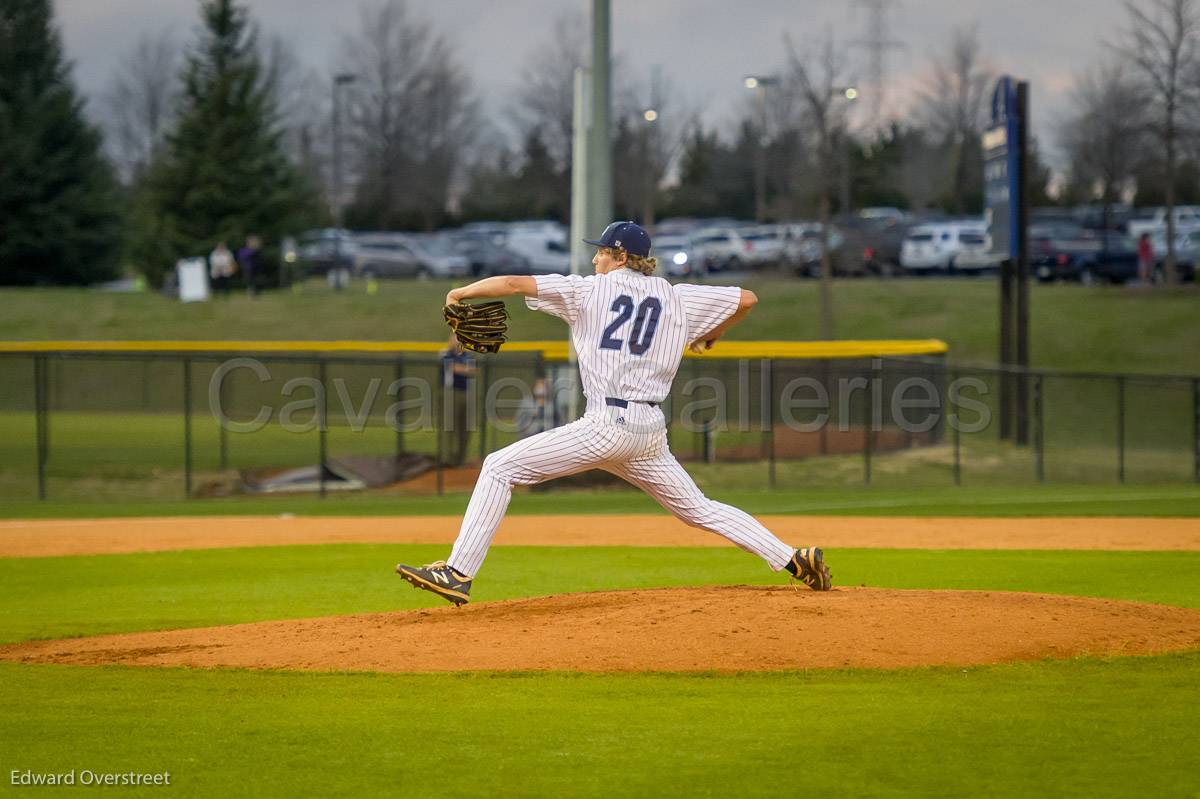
525;270;741;409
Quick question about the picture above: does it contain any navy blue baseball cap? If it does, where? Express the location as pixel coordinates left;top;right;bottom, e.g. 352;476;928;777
584;221;652;257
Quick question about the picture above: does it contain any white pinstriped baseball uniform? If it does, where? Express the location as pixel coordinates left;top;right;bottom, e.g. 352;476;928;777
446;268;797;578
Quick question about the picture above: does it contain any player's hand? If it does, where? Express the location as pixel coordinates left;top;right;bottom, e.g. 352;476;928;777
688;339;714;354
445;288;463;306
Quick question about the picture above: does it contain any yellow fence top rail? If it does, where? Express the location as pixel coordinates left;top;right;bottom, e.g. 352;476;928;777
0;339;947;360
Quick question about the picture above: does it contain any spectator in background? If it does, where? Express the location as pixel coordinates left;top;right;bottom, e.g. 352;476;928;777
238;235;263;296
209;241;236;296
440;333;477;466
1137;233;1154;285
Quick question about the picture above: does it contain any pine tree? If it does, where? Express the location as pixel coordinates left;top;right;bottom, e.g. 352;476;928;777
129;0;316;286
0;0;122;285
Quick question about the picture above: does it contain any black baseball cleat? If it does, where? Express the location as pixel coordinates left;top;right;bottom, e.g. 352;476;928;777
395;561;473;606
788;547;832;591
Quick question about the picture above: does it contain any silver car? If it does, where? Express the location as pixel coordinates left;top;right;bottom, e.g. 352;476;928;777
654;235;699;277
353;234;470;279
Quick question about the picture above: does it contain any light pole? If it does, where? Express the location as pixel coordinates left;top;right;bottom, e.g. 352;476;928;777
744;75;779;222
331;73;356;228
641;108;658;227
834;86;859;217
816;86;858;340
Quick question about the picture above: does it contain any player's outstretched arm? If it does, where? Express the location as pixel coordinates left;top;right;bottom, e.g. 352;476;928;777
687;289;757;354
446;276;538;306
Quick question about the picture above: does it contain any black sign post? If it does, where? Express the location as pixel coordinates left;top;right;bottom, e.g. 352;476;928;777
984;77;1030;444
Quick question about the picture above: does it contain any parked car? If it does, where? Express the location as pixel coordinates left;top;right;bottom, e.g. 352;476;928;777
1149;229;1200;283
446;230;528;276
689;227;756;272
780;223;847;276
353;234;470;279
653;235;699;277
858;206;907;223
1032;229;1139;284
836;215;907;275
296;229;356;276
503;230;570;274
738;225;788;267
899;221;987;273
1127;206;1200;239
951;245;1003;274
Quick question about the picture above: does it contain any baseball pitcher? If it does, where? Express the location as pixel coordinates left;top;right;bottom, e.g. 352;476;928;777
397;221;831;605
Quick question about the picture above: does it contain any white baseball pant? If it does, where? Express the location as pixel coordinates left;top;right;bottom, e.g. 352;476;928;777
446;404;796;577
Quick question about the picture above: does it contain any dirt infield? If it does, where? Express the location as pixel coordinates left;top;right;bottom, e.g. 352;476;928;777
3;586;1198;673
1;514;1197;558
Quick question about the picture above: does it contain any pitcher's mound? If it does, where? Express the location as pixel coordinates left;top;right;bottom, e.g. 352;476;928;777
4;587;1199;673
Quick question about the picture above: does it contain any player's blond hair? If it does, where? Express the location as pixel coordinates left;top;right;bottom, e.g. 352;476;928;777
601;246;658;276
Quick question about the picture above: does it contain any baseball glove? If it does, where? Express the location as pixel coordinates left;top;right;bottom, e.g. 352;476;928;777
443;300;509;354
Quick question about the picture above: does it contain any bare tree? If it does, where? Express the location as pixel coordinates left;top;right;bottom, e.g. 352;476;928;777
785;31;856;340
338;0;477;229
1122;0;1200;284
1058;61;1148;242
614;70;699;226
262;34;327;197
512;13;589;173
103;29;180;184
916;24;992;214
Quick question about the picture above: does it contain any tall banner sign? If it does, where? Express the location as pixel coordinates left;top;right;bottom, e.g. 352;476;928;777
983;77;1022;259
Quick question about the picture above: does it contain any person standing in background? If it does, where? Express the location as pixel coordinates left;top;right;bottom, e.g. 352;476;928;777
238;235;263;296
1137;233;1154;285
209;241;236;296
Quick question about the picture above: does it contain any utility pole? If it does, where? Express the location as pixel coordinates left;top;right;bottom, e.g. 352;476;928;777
743;75;779;223
587;0;612;237
331;73;356;227
568;67;591;423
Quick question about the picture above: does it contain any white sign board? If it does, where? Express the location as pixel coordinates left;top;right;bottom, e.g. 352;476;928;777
176;258;210;303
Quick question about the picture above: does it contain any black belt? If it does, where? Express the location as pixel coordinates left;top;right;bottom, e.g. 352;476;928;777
605;397;658;408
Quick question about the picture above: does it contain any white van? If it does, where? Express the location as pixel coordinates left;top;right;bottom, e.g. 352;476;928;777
900;221;988;273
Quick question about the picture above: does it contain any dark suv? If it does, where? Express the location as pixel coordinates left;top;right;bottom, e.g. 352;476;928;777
1031;226;1138;284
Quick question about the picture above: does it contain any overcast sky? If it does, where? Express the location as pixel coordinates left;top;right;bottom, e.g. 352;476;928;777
57;0;1128;166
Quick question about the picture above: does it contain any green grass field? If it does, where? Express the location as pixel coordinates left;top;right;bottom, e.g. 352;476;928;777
2;277;1198;374
0;542;1197;797
2;278;1198;796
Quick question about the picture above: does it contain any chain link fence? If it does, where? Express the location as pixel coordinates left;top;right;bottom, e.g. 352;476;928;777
0;349;1195;502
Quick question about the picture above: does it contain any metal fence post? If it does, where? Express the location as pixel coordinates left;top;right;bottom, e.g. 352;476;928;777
183;357;193;498
951;367;961;487
1193;378;1199;483
765;359;776;489
394;357;404;457
436;368;444;496
318;359;327;499
33;356;47;500
1116;375;1126;484
218;362;229;472
820;359;830;455
1034;372;1044;483
863;362;874;487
